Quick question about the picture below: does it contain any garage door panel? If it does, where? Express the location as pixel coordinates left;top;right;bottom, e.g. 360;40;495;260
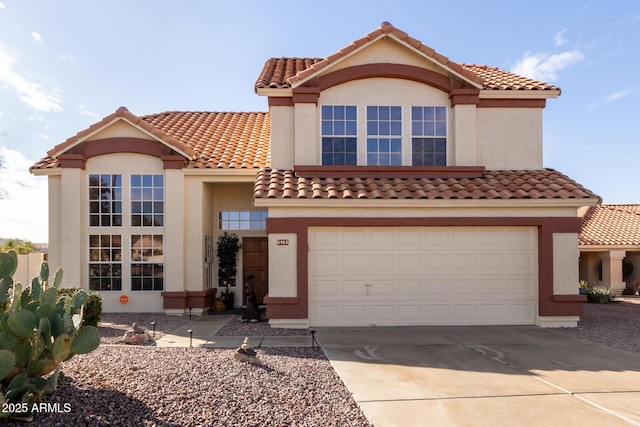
424;254;450;272
342;305;367;321
311;279;339;297
308;227;538;326
397;279;422;295
370;254;395;271
424;279;450;294
423;230;450;247
397;305;423;321
309;253;339;273
451;253;477;270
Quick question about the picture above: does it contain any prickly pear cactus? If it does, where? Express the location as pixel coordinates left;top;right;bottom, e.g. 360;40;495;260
0;251;100;420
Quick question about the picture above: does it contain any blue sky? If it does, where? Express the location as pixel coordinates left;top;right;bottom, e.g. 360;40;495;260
0;1;639;242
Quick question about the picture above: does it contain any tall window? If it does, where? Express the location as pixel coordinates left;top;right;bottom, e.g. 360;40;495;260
89;175;122;226
411;106;447;166
131;234;164;291
89;234;122;291
131;175;164;226
367;106;402;165
321;105;357;165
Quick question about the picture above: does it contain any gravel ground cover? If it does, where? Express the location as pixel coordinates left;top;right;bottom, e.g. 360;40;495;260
556;297;640;354
26;313;371;426
18;299;640;425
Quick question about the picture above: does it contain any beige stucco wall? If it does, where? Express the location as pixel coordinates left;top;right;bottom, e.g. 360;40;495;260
268;233;297;298
553;233;580;295
477;108;543;169
269;105;294;170
86;120;152;141
324;36;443;74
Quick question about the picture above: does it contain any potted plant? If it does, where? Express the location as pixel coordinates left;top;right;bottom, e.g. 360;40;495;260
217;232;241;310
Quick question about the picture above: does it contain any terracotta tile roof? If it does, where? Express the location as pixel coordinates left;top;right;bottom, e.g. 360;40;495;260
141;111;270;169
579;205;640;246
254;168;599;201
31;109;271;171
460;64;560;91
255;22;558;93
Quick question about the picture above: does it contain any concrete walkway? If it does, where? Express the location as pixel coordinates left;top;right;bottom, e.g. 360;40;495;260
154;315;315;348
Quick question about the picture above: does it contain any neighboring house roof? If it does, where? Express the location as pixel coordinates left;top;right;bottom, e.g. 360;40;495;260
254;168;598;201
255;22;559;93
31;109;271;171
579;205;640;247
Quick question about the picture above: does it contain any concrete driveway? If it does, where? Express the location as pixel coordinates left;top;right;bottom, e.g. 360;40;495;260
315;326;640;427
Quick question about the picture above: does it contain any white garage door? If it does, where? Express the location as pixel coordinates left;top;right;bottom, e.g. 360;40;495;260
308;226;538;326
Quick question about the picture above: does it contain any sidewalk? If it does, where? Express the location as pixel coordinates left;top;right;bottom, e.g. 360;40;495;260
155;314;316;348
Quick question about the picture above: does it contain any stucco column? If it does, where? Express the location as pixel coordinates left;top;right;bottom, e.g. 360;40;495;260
602;250;626;295
294;103;317;165
451;104;477;166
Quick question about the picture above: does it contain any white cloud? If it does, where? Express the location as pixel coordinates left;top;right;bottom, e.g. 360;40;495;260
0;3;5;10
78;105;101;119
0;146;48;242
59;53;73;60
511;50;584;82
606;89;637;101
31;32;43;45
0;44;63;112
554;29;567;46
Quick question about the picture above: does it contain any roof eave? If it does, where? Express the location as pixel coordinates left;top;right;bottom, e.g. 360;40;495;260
256;88;293;97
255;197;601;209
479;90;561;99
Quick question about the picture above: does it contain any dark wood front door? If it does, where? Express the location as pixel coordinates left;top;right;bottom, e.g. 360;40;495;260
243;237;268;304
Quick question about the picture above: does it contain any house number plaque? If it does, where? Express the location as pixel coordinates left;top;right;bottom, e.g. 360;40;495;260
277;239;289;246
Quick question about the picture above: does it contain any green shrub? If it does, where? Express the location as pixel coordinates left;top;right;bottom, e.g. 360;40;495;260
58;288;102;327
585;283;615;304
0;251;100;421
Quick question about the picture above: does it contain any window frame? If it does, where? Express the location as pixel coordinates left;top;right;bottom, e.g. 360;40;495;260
321;105;358;166
411;106;448;166
88;234;123;291
366;105;403;166
89;174;122;227
219;210;268;231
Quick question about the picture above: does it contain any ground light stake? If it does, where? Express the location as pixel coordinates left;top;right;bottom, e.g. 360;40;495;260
187;329;194;348
310;330;317;348
150;321;157;339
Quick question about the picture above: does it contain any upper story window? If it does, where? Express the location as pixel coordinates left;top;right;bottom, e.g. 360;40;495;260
219;211;268;230
321;105;357;165
131;175;164;226
366;106;402;166
89;174;122;227
411;106;447;166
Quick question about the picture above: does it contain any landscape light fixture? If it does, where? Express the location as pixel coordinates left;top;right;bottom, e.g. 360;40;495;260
187;329;194;348
150;321;157;339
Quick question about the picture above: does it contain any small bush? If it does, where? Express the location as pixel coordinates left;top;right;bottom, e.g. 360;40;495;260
58;287;103;326
585;283;615;304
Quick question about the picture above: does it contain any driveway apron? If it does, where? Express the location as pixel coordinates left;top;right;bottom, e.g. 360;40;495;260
315;326;640;427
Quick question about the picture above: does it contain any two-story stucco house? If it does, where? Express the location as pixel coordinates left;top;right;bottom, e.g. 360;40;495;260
31;22;599;328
